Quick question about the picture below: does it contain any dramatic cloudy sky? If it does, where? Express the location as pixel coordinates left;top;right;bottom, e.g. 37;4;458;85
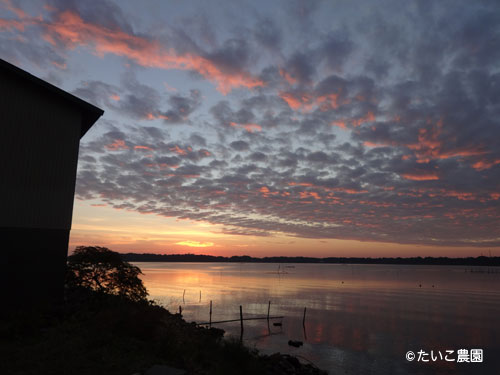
2;0;499;256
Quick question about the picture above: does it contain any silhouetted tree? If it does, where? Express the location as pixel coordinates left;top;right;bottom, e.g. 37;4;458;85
66;246;148;302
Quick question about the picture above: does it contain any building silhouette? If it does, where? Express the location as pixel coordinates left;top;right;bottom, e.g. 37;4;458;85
0;59;103;308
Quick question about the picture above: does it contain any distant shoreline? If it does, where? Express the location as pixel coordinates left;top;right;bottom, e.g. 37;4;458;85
121;253;500;267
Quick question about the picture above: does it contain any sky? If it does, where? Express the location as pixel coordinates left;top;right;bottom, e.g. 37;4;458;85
1;0;499;257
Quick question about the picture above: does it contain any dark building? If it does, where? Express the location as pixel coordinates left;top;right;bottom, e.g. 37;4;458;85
0;59;103;308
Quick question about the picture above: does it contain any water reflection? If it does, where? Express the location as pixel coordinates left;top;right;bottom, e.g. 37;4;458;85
137;262;500;374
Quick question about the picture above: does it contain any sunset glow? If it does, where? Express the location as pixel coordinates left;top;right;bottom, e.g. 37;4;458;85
2;0;499;257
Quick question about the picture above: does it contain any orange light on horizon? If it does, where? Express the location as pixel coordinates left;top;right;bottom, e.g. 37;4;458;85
175;240;214;248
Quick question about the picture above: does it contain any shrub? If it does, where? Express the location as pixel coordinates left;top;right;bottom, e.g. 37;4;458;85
66;246;148;302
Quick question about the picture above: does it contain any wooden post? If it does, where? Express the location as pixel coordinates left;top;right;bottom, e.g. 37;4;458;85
209;300;212;327
179;305;182;315
183;289;186;303
240;305;244;333
199;290;201;302
267;301;271;335
302;307;307;327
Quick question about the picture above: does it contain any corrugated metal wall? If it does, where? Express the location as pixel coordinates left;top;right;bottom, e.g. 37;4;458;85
0;70;82;230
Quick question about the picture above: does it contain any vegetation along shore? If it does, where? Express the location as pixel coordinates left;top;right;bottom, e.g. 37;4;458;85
1;246;326;375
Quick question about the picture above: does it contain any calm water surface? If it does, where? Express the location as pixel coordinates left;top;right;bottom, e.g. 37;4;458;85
135;262;500;374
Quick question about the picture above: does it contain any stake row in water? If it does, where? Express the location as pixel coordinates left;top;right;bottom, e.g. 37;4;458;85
196;300;309;327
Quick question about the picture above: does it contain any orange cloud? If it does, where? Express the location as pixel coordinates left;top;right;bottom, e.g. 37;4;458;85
331;188;368;194
331;120;347;129
0;17;25;31
352;111;375;127
401;172;439;181
110;94;120;101
288;182;313;187
259;186;279;197
134;145;153;151
146;113;170;120
170;145;188;155
279;92;302;110
0;0;38;31
363;119;488;166
330;112;375;130
51;60;67;69
163;82;177;92
359;200;396;208
2;0;29;20
316;94;339;111
280;91;346;113
299;191;321;200
279;68;297;85
438;190;476;201
406;119;486;163
363;141;390;147
41;10;264;94
471;159;500;171
105;139;128;151
230;122;262;132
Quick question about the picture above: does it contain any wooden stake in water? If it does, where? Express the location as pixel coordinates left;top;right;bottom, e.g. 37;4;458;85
199;290;201;302
303;307;307;327
183;289;186;303
267;301;271;321
179;305;182;315
209;300;212;327
240;305;244;333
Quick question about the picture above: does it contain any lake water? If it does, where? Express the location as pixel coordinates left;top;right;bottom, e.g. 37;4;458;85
135;262;500;374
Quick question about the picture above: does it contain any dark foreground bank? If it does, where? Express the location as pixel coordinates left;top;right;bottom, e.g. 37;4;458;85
1;289;327;375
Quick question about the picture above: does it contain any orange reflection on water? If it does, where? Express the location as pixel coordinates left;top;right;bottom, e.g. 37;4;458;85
136;262;500;374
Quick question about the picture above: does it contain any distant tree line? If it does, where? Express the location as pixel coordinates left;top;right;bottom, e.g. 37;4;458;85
120;253;500;266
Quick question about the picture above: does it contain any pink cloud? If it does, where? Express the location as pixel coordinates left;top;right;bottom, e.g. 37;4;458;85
134;145;153;151
170;145;188;155
105;139;128;151
406;119;486;163
2;0;29;20
230;122;262;132
40;10;263;94
401;172;439;181
471;159;500;171
278;68;297;85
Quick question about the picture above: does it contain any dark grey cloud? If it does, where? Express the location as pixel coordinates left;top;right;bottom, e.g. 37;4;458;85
73;0;497;247
72;81;121;108
284;52;315;85
317;32;353;71
76;114;500;246
6;0;499;248
229;140;250;151
253;17;282;50
205;38;251;74
249;152;268;162
72;75;201;124
157;90;202;124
